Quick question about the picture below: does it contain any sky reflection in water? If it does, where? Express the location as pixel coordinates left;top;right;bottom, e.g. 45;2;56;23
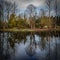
0;32;60;60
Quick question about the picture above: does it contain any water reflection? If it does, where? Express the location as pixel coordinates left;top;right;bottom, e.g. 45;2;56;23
0;32;60;60
26;32;36;56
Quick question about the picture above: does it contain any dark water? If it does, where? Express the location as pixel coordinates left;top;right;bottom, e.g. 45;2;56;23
0;32;60;60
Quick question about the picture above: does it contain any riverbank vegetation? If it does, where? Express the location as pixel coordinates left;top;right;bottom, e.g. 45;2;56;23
0;0;60;31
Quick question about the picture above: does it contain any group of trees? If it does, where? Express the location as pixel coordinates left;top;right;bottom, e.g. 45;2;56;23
0;0;17;28
0;0;60;29
8;14;29;28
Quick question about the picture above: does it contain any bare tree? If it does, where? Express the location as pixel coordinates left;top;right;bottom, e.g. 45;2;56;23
5;1;13;21
26;4;36;29
55;0;58;28
55;0;58;60
26;4;36;17
5;1;17;20
46;0;51;27
12;2;17;14
0;0;4;28
40;9;46;17
0;0;4;21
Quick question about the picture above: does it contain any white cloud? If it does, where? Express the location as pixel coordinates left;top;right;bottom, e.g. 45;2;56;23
6;0;60;16
6;0;46;8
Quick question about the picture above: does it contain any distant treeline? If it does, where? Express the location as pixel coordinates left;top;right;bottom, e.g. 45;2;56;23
0;13;60;29
0;0;60;29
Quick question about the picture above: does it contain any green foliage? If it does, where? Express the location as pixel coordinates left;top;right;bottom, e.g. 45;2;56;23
40;16;54;27
1;12;60;29
16;15;29;29
8;14;29;29
8;13;16;28
35;18;41;28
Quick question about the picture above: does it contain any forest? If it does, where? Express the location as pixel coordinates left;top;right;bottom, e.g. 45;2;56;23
0;0;60;30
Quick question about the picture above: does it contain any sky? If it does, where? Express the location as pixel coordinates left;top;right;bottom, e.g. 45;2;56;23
6;0;60;16
7;0;46;8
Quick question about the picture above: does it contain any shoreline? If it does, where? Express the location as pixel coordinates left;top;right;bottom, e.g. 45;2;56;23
0;28;60;32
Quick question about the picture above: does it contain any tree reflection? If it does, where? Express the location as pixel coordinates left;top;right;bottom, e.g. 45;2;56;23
41;36;46;50
0;32;3;60
25;32;36;56
8;36;15;48
0;32;4;60
38;32;48;50
0;32;60;60
0;32;11;60
8;32;28;48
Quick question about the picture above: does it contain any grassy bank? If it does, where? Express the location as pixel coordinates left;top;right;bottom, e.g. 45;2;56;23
0;28;60;32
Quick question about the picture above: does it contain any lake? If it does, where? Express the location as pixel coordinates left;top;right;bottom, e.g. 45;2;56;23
0;32;60;60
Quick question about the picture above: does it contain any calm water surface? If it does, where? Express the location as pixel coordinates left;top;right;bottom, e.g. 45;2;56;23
0;32;60;60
